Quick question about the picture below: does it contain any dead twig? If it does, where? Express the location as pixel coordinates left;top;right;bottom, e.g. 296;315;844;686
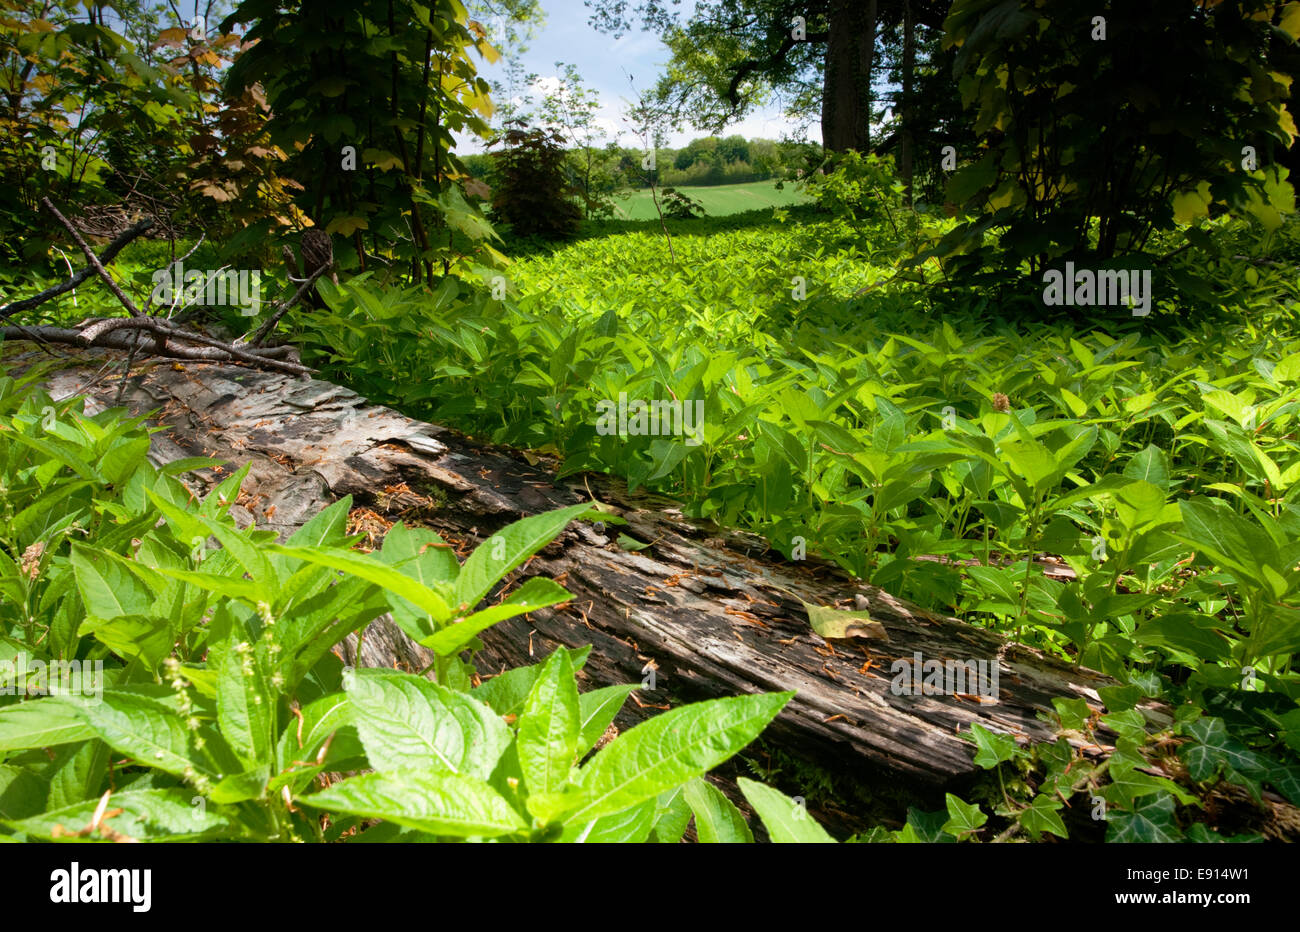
40;197;144;318
0;216;153;320
250;260;333;347
2;324;312;376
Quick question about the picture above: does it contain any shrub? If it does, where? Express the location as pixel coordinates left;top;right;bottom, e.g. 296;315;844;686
489;126;583;240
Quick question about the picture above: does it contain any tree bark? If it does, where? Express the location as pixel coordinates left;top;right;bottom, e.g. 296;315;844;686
900;0;916;205
822;0;877;152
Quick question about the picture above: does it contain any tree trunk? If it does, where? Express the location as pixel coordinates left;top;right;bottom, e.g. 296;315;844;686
821;0;877;152
900;0;916;205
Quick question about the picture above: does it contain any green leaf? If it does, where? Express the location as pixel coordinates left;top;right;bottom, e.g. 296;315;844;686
684;777;753;843
5;789;229;841
266;544;451;631
301;768;525;838
1171;183;1212;225
1135;613;1233;664
1274;351;1300;383
0;764;49;820
1017;794;1068;840
558;797;658;843
374;522;460;636
272;692;355;785
471;646;591;717
80;614;175;671
1;430;96;479
0;699;95;751
191;513;276;594
1123;445;1171;491
159;456;228;477
895;807;953;843
941;793;988;838
1107;792;1183;843
209;605;275;773
346;670;509;779
737;777;836;843
1176;499;1279;590
517;648;581;807
648;787;692;843
1051;696;1094;732
966;723;1024;769
1179;717;1266;782
999;435;1058;494
564;691;793;824
1250;602;1300;659
76;692;201;779
452;502;602;612
284;495;353;548
578;684;637;754
70;544;153;619
420;576;571;656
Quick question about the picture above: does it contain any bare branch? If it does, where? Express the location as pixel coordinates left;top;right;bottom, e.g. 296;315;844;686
250;260;333;346
40;198;144;317
0;216;154;320
3;323;312;376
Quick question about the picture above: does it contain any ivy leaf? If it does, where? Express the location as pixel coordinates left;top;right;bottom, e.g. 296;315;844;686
1106;792;1183;843
941;793;987;839
1179;717;1267;782
1267;762;1300;807
1051;696;1093;732
966;723;1024;769
1017;794;1068;840
894;806;953;843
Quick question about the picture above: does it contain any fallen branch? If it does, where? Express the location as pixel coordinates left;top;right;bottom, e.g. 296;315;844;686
41;198;144;318
0;217;154;320
0;199;315;377
251;260;333;347
1;325;312;376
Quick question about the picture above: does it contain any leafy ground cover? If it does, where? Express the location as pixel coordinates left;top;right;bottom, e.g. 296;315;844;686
287;208;1300;840
6;205;1300;841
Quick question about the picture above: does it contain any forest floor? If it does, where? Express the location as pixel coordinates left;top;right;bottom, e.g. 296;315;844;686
6;206;1300;840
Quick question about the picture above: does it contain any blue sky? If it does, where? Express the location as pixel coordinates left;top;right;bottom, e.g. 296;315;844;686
459;0;817;152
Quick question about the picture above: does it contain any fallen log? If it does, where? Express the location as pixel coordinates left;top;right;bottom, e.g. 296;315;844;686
22;349;1159;833
0;198;329;378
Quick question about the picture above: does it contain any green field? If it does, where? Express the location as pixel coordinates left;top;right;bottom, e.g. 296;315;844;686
611;180;811;220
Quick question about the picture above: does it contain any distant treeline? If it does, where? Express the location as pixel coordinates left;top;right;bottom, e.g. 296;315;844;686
462;135;823;190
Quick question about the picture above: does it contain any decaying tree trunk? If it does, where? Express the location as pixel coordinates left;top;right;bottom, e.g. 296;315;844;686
19;350;1183;834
